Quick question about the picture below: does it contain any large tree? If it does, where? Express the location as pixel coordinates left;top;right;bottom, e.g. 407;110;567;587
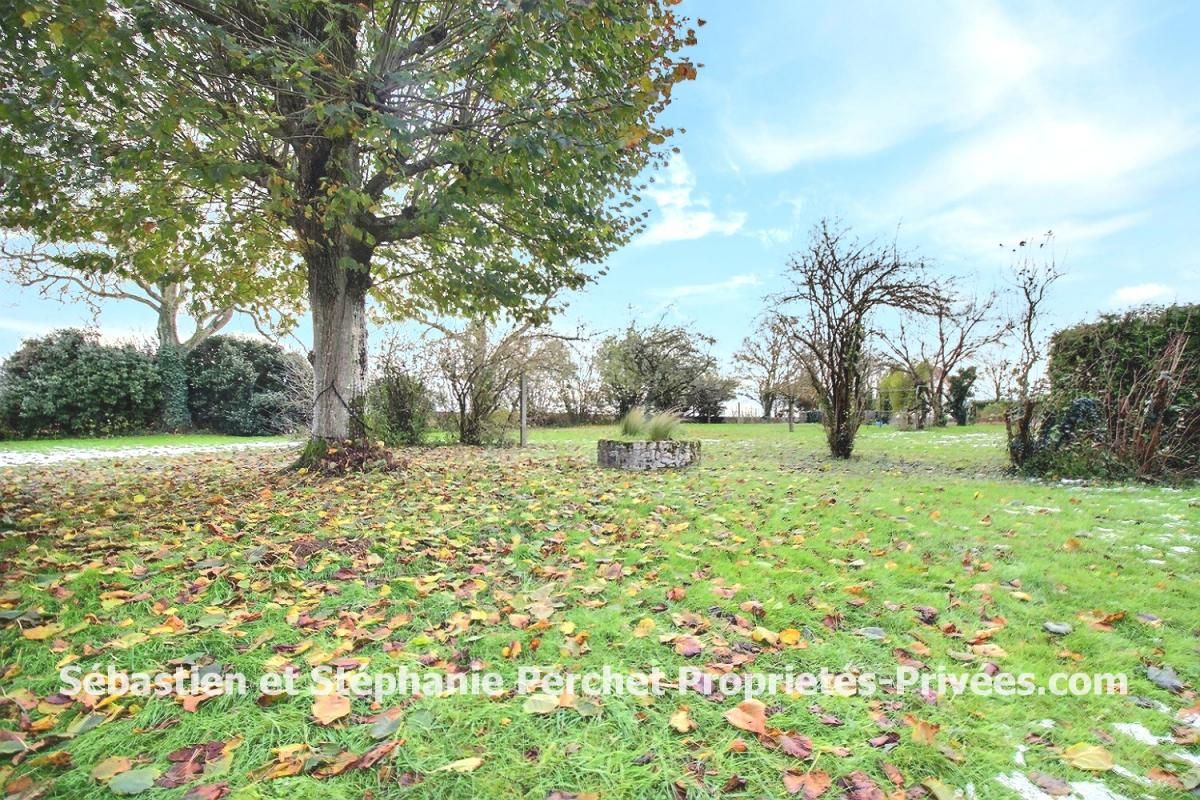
1;0;695;443
774;220;946;458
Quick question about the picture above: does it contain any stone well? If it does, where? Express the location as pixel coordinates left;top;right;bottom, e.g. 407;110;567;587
597;439;700;470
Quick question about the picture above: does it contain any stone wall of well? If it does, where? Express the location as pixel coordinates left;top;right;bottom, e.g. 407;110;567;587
597;440;700;470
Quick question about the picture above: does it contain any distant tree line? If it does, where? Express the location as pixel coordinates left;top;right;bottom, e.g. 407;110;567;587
5;218;1195;480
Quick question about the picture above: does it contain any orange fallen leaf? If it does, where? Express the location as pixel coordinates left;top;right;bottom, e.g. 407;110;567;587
723;698;767;736
312;691;351;725
784;768;831;797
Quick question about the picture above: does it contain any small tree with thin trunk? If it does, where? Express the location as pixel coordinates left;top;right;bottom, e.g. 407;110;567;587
882;291;1010;426
1004;234;1062;467
733;316;791;419
982;355;1013;403
429;317;568;445
774;220;946;458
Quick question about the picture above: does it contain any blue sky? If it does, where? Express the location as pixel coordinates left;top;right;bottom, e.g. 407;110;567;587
3;0;1199;367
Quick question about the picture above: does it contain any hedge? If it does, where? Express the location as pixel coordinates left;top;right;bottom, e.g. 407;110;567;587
0;329;162;438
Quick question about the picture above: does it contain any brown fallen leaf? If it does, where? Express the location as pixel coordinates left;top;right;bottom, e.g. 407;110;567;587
311;691;351;726
181;784;230;800
840;770;884;800
179;687;224;713
777;733;812;759
1028;771;1071;796
723;698;767;736
904;713;940;745
784;768;831;797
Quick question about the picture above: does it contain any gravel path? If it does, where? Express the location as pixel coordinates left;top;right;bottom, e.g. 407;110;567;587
0;439;301;467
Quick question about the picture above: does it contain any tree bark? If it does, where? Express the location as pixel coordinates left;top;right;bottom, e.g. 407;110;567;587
308;255;370;441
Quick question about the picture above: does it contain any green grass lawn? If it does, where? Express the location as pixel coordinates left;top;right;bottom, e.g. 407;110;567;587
0;423;1196;799
0;433;292;453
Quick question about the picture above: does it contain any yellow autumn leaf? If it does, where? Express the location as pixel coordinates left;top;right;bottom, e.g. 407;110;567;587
751;626;779;645
633;618;655;637
1062;743;1113;771
669;705;696;733
22;623;63;641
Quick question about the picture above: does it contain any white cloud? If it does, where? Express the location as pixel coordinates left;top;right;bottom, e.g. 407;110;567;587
724;3;1058;171
639;155;746;245
1109;283;1174;306
652;273;761;301
903;116;1196;210
746;227;793;247
905;208;1151;264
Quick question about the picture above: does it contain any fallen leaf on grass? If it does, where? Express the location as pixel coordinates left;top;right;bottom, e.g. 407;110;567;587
90;756;132;782
723;698;767;735
669;706;696;733
109;767;160;796
523;693;559;715
21;623;63;641
435;756;482;773
777;734;812;759
922;777;963;799
783;769;831;797
1028;771;1071;795
904;713;940;745
311;691;351;725
181;784;229;800
839;770;884;799
1062;743;1113;771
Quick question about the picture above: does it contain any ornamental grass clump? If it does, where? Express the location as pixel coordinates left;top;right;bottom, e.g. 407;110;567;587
645;410;682;441
618;406;648;437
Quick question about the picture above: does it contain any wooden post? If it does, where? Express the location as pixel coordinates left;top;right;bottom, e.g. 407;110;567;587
788;397;794;432
519;372;528;447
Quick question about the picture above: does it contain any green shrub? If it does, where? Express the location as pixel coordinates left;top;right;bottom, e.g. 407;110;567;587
157;343;192;431
977;401;1009;423
366;365;433;445
0;329;161;438
186;336;311;435
1019;397;1125;479
645;410;682;441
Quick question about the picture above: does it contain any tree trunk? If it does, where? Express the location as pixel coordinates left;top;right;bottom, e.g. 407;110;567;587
762;393;775;420
308;256;370;441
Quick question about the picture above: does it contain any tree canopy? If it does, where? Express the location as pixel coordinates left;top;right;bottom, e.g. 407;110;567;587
1;0;697;441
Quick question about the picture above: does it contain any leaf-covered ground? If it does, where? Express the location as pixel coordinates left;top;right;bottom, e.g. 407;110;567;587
0;424;1197;799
